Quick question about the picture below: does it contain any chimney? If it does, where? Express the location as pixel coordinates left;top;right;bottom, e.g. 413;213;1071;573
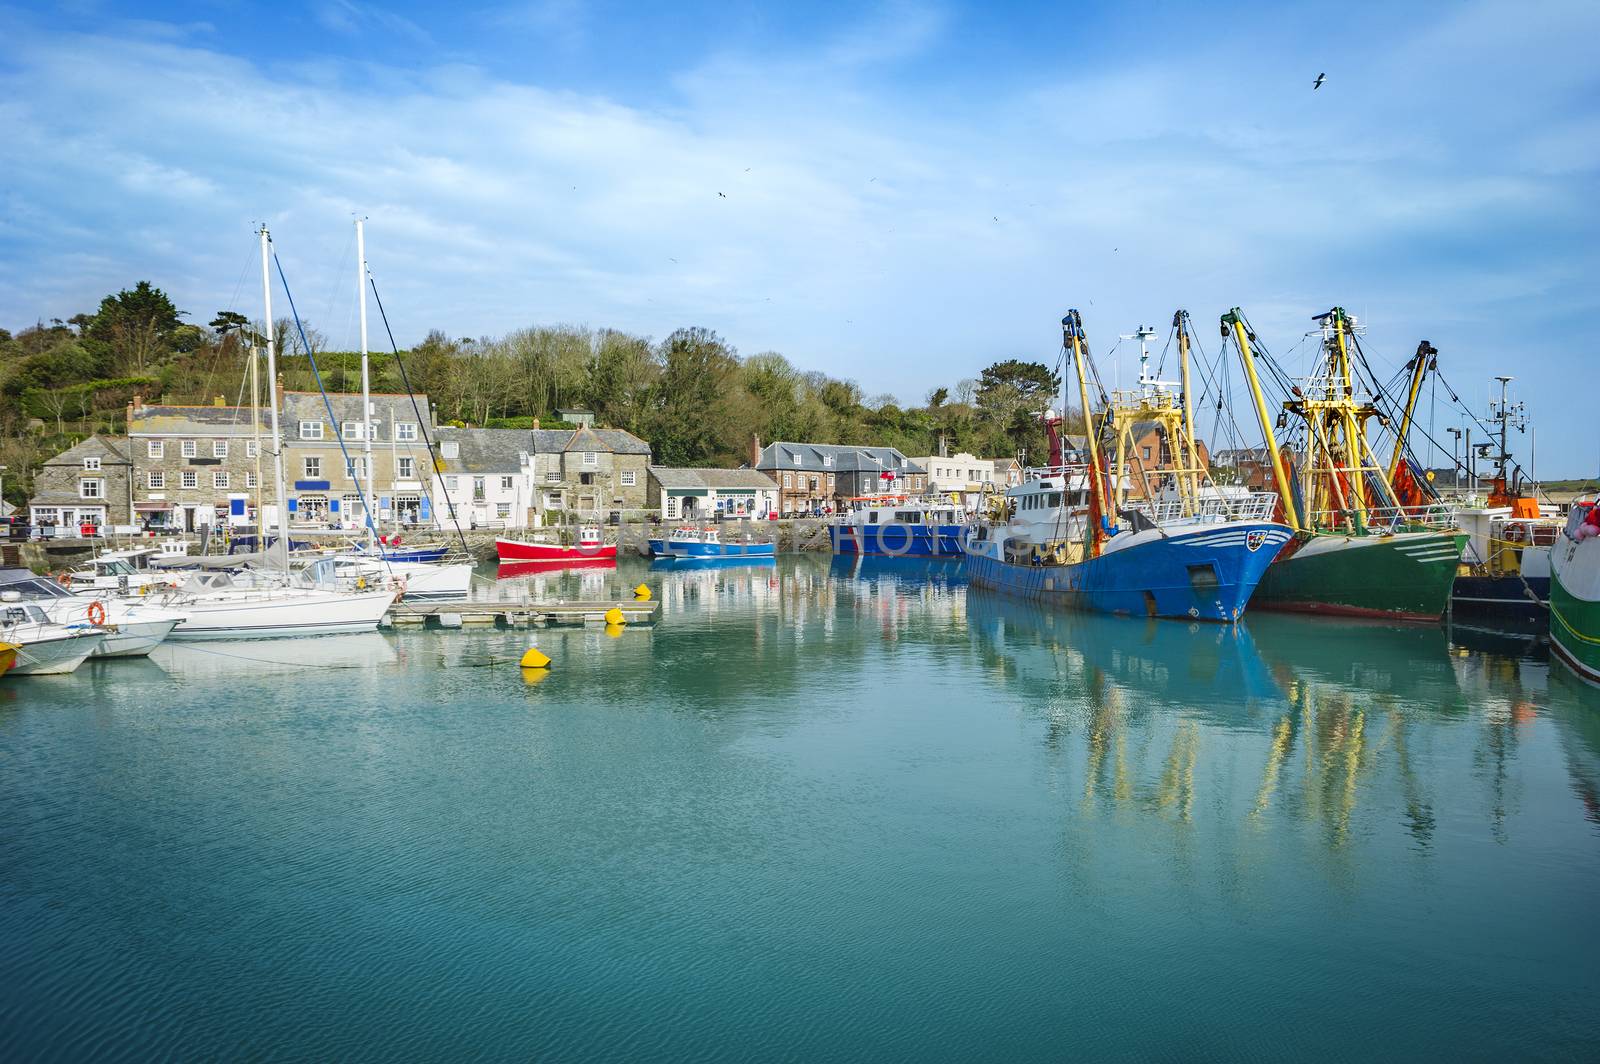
749;433;763;468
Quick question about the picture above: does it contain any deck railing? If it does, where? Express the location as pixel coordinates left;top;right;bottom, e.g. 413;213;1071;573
1136;492;1280;526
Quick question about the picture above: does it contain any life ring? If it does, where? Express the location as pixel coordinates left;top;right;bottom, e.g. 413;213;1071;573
87;601;107;626
56;570;72;587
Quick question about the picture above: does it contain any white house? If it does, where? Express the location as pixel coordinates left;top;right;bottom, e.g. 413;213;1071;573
647;467;780;520
906;451;1004;511
429;427;539;530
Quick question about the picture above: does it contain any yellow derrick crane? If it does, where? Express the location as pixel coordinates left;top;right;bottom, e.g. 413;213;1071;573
1104;315;1209;518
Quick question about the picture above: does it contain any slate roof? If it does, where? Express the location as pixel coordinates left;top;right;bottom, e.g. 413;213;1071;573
281;391;433;439
530;427;651;455
129;405;262;436
39;435;131;468
649;466;779;490
755;442;926;475
433;427;532;473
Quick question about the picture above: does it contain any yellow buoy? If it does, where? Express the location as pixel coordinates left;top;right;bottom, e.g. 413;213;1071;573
603;607;625;626
520;667;550;686
519;647;551;669
604;623;625;639
633;583;652;601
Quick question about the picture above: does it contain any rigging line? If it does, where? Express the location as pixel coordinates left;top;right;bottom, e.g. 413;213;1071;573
367;275;473;557
272;252;383;553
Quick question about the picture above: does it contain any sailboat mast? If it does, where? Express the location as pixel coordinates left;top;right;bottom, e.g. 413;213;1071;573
259;225;291;569
356;218;375;545
251;344;263;524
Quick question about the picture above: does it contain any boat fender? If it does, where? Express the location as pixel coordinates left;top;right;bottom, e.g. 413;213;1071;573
356;576;367;589
603;607;626;626
86;601;107;626
519;648;551;669
1100;516;1117;537
56;570;71;587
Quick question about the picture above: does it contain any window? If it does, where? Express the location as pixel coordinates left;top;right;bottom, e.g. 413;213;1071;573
345;457;366;480
582;452;598;468
181;439;197;458
500;476;514;491
83;456;101;471
246;440;258;458
181;471;197;489
543;492;563;510
620;470;636;487
665;496;679;519
823;455;832;467
80;478;103;499
214;472;230;489
783;473;793;488
792;454;801;466
213;440;228;458
545;471;560;484
1142;446;1152;461
299;421;323;440
809;477;819;491
147;440;164;459
472;477;486;500
496;503;511;519
147;471;164;489
444;476;458;491
303;457;322;479
395;422;418;442
246;472;258;488
342;421;359;440
397;456;414;479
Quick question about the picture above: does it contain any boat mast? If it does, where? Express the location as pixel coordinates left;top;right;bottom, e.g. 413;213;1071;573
1223;308;1301;531
356;217;375;546
259;225;291;569
1176;310;1200;510
1328;308;1368;531
1064;310;1107;552
1386;340;1435;484
250;343;263;525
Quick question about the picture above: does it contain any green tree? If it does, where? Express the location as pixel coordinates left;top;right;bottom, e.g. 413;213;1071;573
85;281;184;374
976;359;1062;458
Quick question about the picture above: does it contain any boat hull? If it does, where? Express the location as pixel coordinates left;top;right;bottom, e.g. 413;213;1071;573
658;541;776;559
829;523;966;557
964;522;1290;622
1550;532;1600;686
496;538;616;562
1450;573;1549;627
167;589;397;640
1251;530;1466;622
8;631;106;675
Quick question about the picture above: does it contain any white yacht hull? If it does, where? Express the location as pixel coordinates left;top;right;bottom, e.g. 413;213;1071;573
167;588;397;640
9;630;107;675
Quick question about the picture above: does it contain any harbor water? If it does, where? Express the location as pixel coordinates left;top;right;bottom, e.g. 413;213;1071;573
2;556;1597;1060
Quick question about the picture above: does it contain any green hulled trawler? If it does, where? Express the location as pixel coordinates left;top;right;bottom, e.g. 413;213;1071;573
1224;307;1467;621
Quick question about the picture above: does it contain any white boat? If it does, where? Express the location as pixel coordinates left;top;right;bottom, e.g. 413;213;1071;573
0;568;185;657
0;599;107;674
65;548;185;595
152;570;398;640
326;555;474;601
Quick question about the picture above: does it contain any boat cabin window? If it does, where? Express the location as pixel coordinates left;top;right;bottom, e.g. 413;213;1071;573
1048;493;1062;508
895;511;920;523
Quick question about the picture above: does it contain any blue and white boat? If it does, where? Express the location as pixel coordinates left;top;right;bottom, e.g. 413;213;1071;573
649;527;777;560
827;498;967;557
963;308;1292;623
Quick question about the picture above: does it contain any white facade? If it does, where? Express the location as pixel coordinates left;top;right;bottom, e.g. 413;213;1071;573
908;452;1002;510
431;441;538;530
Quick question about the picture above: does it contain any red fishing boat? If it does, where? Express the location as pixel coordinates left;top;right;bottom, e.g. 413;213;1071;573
495;525;617;563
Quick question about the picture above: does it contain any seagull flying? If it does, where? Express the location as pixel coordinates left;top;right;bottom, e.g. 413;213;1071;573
1313;72;1326;90
717;191;727;198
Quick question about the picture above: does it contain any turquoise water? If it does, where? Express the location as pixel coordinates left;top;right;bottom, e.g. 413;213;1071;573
2;556;1597;1061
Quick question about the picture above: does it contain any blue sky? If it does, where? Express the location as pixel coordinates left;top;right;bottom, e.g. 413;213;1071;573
2;0;1597;473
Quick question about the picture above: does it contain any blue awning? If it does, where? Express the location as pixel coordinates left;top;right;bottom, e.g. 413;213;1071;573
294;480;331;490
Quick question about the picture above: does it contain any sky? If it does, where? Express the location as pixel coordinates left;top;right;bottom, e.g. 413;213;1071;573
1;0;1596;474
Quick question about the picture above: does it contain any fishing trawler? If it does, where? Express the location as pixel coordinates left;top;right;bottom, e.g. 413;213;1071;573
1224;307;1467;621
827;497;967;556
1550;499;1600;686
963;310;1291;622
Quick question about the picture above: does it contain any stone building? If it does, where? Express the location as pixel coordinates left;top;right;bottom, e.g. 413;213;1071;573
751;437;928;515
27;435;133;534
280;390;434;528
126;398;264;531
526;426;651;520
647;467;780;521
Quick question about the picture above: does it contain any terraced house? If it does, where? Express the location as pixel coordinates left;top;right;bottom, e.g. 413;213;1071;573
28;435;133;534
280;391;434;528
750;437;928;515
126;397;264;531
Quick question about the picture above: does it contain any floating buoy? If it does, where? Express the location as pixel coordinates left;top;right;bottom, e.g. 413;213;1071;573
520;667;550;686
633;583;651;601
603;607;625;626
519;647;551;669
604;623;625;639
